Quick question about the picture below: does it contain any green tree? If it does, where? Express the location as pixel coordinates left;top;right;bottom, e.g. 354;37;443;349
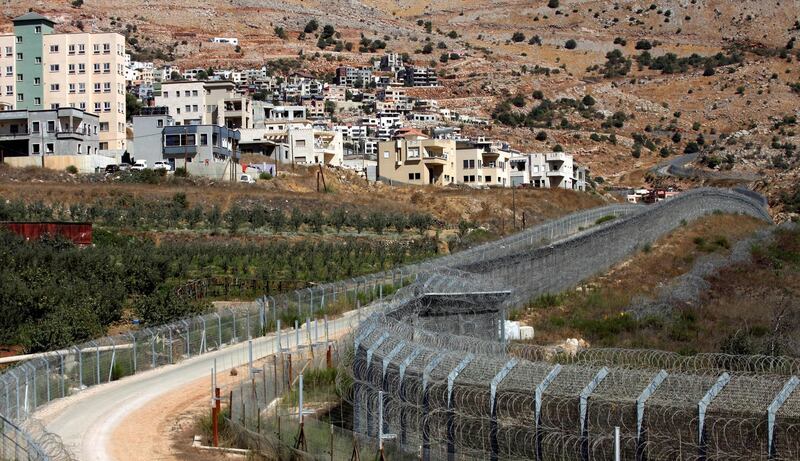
125;93;143;121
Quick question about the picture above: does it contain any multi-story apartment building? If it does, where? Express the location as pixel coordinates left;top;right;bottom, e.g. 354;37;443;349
335;66;372;87
0;34;15;110
157;81;205;125
375;53;403;72
7;13;126;153
509;152;588;191
156;80;252;129
0;107;99;157
454;138;517;187
377;130;456;185
398;66;438;87
238;126;343;166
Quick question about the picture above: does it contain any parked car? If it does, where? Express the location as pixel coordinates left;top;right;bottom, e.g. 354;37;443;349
239;173;256;184
153;161;173;171
118;163;132;171
131;160;147;171
105;164;120;174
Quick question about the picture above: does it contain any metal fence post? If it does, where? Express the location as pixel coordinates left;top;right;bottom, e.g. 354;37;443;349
535;365;561;461
698;373;730;461
636;370;668;461
446;355;474;461
74;346;83;391
489;359;518;461
127;332;137;374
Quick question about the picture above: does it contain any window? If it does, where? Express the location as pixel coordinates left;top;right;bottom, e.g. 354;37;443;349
192;90;198;97
16;53;22;60
93;83;101;93
408;172;420;181
34;97;40;106
31;121;40;133
93;44;100;54
79;83;86;93
79;102;86;110
4;66;11;76
31;144;40;155
69;83;76;94
78;63;85;74
99;122;109;132
103;63;110;73
99;142;108;150
34;77;40;86
192;105;198;112
49;64;59;72
16;74;22;81
157;119;164;128
93;63;100;73
50;84;60;92
103;43;111;54
47;121;55;133
68;44;75;55
163;91;168;98
34;57;41;64
15;36;21;44
4;85;11;96
185;105;191;113
485;176;492;183
68;64;75;74
176;108;181;114
295;139;306;147
49;45;59;53
94;102;101;113
78;44;85;54
34;26;41;34
200;134;208;145
103;82;111;93
4;47;11;57
407;147;420;159
184;90;190;97
462;159;475;169
165;134;196;146
16;93;23;102
103;102;111;112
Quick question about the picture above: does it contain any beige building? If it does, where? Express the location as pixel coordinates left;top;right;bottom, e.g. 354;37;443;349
156;80;252;129
377;129;456;185
41;32;127;153
0;34;15;110
455;138;517;187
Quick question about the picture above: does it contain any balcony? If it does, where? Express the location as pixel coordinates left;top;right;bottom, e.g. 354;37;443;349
546;167;566;177
546;152;567;162
0;130;30;141
56;128;93;140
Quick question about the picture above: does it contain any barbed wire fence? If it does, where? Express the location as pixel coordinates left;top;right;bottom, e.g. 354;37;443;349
0;187;650;459
210;188;800;460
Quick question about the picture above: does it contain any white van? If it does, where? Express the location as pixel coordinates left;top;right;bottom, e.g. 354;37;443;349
239;173;255;184
131;160;148;171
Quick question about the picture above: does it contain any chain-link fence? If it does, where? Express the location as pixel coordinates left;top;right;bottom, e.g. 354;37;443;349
0;187;640;459
215;187;799;460
0;187;778;460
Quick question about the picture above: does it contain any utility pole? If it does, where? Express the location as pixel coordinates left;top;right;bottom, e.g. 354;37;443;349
511;184;517;231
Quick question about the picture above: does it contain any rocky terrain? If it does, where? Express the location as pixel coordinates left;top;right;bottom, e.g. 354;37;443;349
3;0;798;215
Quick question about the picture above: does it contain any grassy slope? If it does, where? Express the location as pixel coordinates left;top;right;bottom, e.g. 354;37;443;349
519;213;788;354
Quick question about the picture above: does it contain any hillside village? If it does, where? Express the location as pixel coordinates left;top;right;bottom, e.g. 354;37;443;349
0;1;795;216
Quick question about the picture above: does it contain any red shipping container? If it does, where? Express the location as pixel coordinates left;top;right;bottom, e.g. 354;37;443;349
1;222;92;246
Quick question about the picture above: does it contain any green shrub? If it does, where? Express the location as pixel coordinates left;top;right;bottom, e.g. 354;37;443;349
595;215;616;225
66;165;78;174
259;172;273;180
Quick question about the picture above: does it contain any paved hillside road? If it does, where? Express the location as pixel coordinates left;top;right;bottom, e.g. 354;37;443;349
35;311;360;460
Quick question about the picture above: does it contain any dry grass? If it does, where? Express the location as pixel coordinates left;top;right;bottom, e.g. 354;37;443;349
521;213;771;352
0;164;607;229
